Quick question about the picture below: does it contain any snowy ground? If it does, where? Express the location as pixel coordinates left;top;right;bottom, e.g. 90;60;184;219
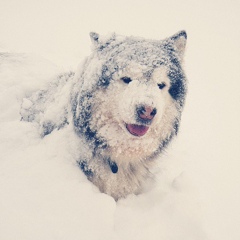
1;0;240;239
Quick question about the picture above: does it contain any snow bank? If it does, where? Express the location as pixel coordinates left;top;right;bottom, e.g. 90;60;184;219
0;52;207;240
1;0;240;239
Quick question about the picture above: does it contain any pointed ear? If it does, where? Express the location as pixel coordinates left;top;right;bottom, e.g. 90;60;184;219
89;32;116;50
89;32;99;45
170;30;187;59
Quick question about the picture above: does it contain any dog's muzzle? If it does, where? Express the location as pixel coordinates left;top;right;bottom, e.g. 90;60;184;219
125;105;157;137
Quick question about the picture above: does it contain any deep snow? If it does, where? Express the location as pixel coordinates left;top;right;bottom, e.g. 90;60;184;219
1;0;240;239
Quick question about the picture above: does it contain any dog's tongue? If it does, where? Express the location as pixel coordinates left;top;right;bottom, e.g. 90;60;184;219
126;124;149;137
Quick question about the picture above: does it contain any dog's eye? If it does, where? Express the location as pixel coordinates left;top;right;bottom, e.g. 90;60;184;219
121;77;132;84
158;82;166;90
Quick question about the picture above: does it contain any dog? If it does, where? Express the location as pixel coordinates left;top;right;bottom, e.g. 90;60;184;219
21;31;187;200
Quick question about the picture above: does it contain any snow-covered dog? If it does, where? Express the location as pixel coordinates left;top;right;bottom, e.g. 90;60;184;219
21;31;187;200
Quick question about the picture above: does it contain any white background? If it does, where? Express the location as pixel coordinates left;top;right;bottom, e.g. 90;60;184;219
0;0;240;239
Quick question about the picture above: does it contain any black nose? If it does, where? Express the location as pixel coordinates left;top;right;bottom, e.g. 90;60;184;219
137;106;157;121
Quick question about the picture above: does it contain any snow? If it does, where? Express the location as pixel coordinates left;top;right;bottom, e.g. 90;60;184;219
1;0;240;239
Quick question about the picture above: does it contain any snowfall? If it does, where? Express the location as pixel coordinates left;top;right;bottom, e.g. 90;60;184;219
0;0;240;239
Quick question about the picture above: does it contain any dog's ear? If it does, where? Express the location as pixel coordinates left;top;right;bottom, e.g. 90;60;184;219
169;30;187;60
89;32;116;50
90;32;99;45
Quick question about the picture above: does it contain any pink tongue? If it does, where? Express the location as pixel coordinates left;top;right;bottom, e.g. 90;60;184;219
126;124;149;137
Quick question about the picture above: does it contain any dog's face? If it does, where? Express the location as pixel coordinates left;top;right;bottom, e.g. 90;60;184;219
72;32;187;163
115;64;172;138
90;63;178;163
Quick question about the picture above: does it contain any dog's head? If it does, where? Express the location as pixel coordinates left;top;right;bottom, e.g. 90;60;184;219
72;31;187;162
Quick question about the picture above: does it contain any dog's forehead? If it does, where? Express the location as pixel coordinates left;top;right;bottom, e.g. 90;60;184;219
99;37;168;68
120;63;169;83
121;63;148;78
152;66;170;84
152;66;168;78
118;41;165;63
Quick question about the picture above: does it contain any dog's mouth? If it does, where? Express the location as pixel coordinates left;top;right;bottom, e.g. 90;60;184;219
126;124;149;137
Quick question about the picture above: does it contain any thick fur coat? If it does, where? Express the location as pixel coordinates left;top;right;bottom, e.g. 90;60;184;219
21;31;187;200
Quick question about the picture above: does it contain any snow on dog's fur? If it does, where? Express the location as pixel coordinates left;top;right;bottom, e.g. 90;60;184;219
21;31;187;200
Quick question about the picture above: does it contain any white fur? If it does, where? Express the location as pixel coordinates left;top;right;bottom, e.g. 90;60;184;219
84;66;179;200
91;66;176;163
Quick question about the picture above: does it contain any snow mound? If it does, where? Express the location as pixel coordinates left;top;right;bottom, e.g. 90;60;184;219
0;52;206;239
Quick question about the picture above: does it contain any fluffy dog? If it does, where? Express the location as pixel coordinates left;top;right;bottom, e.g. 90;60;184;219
21;31;187;200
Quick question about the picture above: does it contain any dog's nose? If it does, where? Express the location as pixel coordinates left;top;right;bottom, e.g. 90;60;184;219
137;106;157;121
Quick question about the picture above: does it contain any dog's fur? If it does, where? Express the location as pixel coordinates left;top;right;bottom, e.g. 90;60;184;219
21;31;187;200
